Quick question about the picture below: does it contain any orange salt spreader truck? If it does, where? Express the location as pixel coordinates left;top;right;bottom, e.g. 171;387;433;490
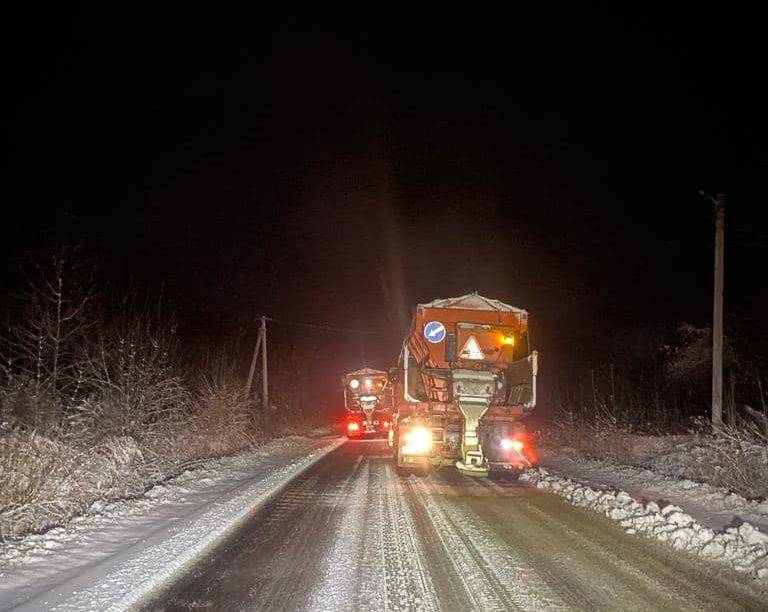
342;367;394;438
388;293;539;477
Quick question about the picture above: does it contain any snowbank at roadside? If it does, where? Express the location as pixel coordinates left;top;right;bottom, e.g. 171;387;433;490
542;452;768;533
521;464;768;578
0;435;344;611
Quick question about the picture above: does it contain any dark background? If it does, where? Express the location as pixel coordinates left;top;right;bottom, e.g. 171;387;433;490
3;8;767;415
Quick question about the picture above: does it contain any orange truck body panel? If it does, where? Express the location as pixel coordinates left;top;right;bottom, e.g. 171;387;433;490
391;293;538;472
400;293;535;417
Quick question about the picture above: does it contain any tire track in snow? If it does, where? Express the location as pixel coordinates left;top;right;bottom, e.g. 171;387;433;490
307;444;439;612
307;453;372;612
473;477;766;611
408;475;567;611
379;465;440;612
514;491;763;611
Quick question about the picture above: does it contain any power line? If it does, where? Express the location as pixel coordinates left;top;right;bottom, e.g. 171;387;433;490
262;316;399;337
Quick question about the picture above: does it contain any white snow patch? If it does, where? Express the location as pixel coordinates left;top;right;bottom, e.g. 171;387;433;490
521;466;768;578
0;435;345;611
542;451;768;533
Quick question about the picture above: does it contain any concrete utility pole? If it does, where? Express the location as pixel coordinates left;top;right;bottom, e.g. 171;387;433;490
701;191;726;430
261;316;269;409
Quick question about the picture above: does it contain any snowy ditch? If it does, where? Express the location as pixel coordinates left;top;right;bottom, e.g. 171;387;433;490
520;466;768;579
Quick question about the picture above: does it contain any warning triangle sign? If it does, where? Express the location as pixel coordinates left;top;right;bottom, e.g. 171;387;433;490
460;335;484;360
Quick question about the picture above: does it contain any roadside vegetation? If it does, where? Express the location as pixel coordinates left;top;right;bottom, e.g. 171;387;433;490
0;248;323;540
546;321;768;499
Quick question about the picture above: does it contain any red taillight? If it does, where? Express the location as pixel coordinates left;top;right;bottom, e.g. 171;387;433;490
347;422;360;432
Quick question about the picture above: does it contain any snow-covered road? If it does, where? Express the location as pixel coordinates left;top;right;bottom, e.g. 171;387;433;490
3;438;768;611
142;441;767;611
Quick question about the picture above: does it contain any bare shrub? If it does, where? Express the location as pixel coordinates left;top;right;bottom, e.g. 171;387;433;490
544;414;768;500
6;248;94;404
545;415;639;462
665;323;712;381
0;376;61;432
76;312;190;436
0;292;195;539
187;353;261;459
0;252;327;541
0;429;148;538
0;430;72;538
647;421;768;499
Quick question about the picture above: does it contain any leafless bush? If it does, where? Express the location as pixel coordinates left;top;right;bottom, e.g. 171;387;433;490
647;421;768;499
3;247;94;405
0;429;147;538
544;414;768;500
0;319;268;540
664;323;712;381
545;415;640;462
187;355;261;459
75;311;190;437
0;376;61;432
0;251;329;541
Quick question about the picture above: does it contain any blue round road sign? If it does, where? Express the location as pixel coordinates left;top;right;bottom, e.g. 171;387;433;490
424;321;446;343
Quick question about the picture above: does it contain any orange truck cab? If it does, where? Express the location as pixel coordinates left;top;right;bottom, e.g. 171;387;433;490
342;368;394;438
389;293;538;476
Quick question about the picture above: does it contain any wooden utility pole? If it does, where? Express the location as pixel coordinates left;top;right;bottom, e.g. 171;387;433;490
245;327;263;399
712;194;726;430
702;191;726;430
261;315;269;409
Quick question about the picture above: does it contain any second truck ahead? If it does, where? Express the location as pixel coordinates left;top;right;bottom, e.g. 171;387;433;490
343;367;394;438
388;293;538;477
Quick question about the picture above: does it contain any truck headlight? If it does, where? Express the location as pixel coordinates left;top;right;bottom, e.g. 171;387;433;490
402;426;433;455
500;438;524;452
349;379;360;389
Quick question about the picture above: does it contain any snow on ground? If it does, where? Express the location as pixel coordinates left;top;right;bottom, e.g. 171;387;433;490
542;451;768;533
522;451;768;579
0;434;344;611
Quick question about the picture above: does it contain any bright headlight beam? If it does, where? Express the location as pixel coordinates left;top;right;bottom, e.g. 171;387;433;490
402;426;433;455
500;438;524;452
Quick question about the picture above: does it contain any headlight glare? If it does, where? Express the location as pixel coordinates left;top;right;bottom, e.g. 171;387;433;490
402;426;433;455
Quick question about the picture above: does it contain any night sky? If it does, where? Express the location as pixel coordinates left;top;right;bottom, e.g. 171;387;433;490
3;9;767;409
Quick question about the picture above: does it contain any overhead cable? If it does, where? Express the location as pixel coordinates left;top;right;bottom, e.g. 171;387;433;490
263;316;398;337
